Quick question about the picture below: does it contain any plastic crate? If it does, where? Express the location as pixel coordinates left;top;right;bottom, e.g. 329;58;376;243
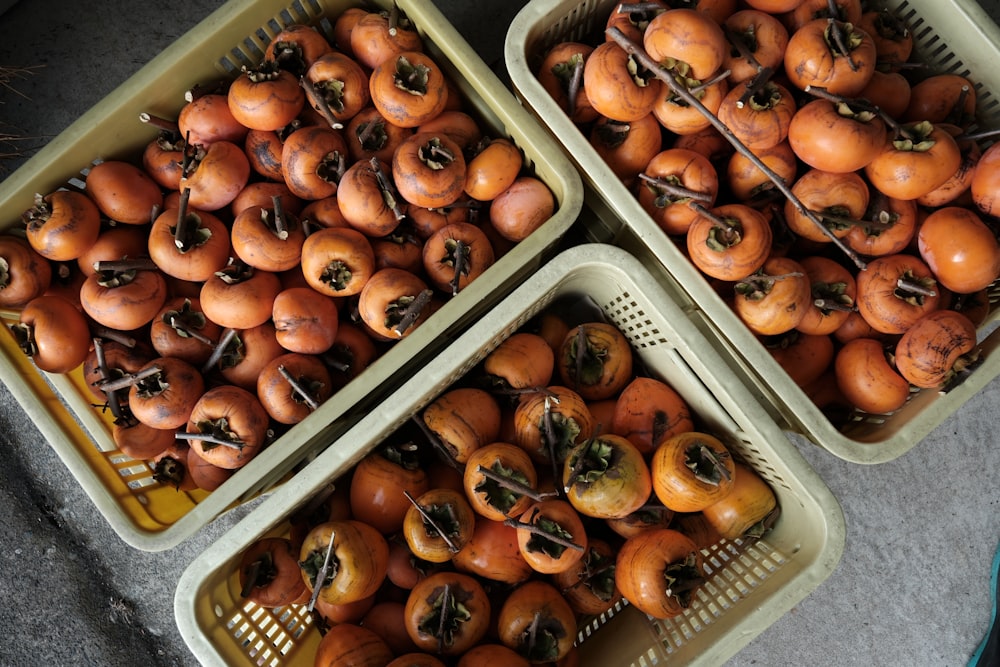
174;243;846;667
504;0;1000;464
0;0;582;551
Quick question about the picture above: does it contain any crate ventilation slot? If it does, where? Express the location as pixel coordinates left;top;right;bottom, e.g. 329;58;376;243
227;600;314;666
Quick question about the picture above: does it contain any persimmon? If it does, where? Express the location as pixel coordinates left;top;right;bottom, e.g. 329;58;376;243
126;356;205;430
787;97;886;174
300;226;376;297
238;537;310;608
313;623;393;667
456;645;530;667
404;571;491;656
350;441;431;535
215;323;286;392
227;60;304;132
177;92;248;147
488;175;556;243
855;253;942;334
916;127;980;208
350;7;423;71
181;140;252;212
344;106;414;164
917;206;1000;295
783;18;876;97
256;352;332;424
971;140;1000;217
463;442;542;522
722;10;790;84
903;73;977;128
181;383;270;470
615;528;705;619
80;260;168;332
421;222;494;296
151;441;198;492
186;446;235;492
583;41;663;123
550;538;623;616
85;160;164;225
303;50;370;127
604;0;668;45
21;191;102;262
271;286;340;354
76;225;149;281
562;433;652;519
422;387;501;465
589;114;663;188
230;201;306;273
451;516;532;585
402;486;476;563
148;194;231;282
857;69;911;121
687;202;773;281
764;329;834;387
726;139;798;204
858;7;913;65
463;137;523;202
651;431;736;512
482;332;555;394
509;499;587;575
264;23;333;76
651;72;728;136
716;79;796;151
112;419;176;462
513;386;595;468
843;192;917;258
894;309;980;390
324;321;379;390
643;8;727;82
557;321;633;401
784;168;870;244
243;127;287;182
605;500;674;540
299;518;389;607
834;337;910;414
496;580;577;663
357;267;433;340
337;157;407;237
743;0;804;12
732;256;812;336
702;462;778;541
784;0;863;32
281;125;349;201
82;337;151;409
142;130;186;191
199;260;282;330
612;375;694;455
637;147;719;236
393;132;467;209
537;41;599;124
796;254;856;336
864;121;962;201
0;235;51;308
369;51;449;129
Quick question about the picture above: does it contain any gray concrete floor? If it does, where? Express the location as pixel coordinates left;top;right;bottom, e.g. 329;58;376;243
1;1;999;666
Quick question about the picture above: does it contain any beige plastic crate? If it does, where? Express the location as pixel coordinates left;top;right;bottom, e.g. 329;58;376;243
0;0;582;551
504;0;1000;464
174;243;846;667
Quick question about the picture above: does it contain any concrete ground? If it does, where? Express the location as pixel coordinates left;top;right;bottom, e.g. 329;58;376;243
1;1;999;666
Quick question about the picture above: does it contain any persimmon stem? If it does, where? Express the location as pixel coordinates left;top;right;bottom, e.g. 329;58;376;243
637;173;714;203
897;277;937;298
167;314;216;346
605;27;868;271
689;68;731;96
437;583;451;654
277;364;320;410
394;288;435;336
527;610;542;657
94;258;159;273
476;464;556;502
175;430;245;451
91;325;137;348
813;298;855;312
370;157;407;222
560;560;615;594
411;414;464;472
542;395;564;490
690;202;736;235
723;24;764;73
201;327;238;374
139;112;179;135
174;187;193;250
803;85;909;140
240;557;263;598
92;337;126;421
616;2;664;12
271;194;288;239
447;238;470;296
826;18;860;72
300;76;343;130
403;490;461;554
98;364;162;393
503;513;585;552
307;530;337;612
